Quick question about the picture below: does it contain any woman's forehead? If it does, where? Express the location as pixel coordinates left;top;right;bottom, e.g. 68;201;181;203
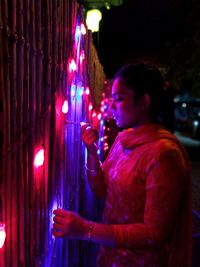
112;78;134;95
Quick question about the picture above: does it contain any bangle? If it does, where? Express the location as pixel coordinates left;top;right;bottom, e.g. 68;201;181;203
85;161;102;171
85;161;102;176
85;164;100;172
88;221;93;241
85;166;99;177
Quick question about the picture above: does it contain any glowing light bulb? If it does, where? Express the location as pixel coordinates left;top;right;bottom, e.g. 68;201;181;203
71;85;76;97
97;113;101;120
34;148;45;168
62;100;69;114
0;223;6;248
193;120;199;127
85;87;90;95
182;102;187;108
81;23;86;35
104;142;109;151
89;104;93;111
92;112;96;117
86;9;102;32
75;26;81;43
78;87;84;96
69;59;77;72
80;50;85;64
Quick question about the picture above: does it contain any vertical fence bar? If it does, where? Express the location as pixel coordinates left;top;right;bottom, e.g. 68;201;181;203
28;0;36;264
23;0;30;264
9;0;18;266
16;0;25;264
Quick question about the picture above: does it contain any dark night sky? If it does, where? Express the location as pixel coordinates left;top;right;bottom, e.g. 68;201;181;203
93;0;193;78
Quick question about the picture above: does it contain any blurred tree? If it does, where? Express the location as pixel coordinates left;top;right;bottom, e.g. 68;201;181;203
165;0;200;97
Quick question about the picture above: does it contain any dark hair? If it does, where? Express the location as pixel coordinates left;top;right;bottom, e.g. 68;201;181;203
114;63;175;132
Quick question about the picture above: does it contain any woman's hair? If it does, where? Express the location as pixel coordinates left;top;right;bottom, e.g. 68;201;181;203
114;63;175;132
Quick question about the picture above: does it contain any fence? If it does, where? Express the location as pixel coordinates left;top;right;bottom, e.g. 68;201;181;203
0;1;105;266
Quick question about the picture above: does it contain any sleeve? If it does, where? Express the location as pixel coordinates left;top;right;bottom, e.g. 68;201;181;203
112;148;187;250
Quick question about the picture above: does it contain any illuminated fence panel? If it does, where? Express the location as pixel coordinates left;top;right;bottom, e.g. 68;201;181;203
0;1;105;266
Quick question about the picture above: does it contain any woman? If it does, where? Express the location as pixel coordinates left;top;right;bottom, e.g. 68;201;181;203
52;63;192;267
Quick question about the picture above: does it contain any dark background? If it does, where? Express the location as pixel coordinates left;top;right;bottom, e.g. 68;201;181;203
91;0;200;97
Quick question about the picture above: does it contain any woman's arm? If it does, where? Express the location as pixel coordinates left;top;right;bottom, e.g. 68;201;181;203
81;123;106;196
111;148;189;250
52;208;115;247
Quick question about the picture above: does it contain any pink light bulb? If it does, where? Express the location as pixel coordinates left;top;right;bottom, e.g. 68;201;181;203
62;100;69;114
97;113;101;120
0;223;6;248
69;59;77;72
80;51;85;64
34;148;45;168
85;87;90;95
88;104;93;111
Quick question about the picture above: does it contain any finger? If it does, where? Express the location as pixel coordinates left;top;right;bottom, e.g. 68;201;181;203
53;208;69;217
53;223;65;232
81;123;92;133
52;229;65;238
53;216;64;224
81;133;98;145
82;129;99;141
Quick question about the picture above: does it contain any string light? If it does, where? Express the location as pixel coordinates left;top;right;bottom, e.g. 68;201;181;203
78;86;84;96
92;111;96;118
34;147;45;168
79;50;85;64
62;100;69;114
50;12;106;264
75;25;81;44
80;23;86;35
88;104;93;111
68;59;77;73
104;142;109;151
97;113;101;120
0;223;6;249
71;85;76;97
0;198;6;249
85;87;90;95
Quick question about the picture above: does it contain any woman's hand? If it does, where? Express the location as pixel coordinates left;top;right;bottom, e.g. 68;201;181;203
52;208;89;240
81;123;99;154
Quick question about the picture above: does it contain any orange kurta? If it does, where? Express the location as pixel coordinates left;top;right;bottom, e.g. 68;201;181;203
89;124;192;267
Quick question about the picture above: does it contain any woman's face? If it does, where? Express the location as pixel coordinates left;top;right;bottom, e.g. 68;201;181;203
111;78;147;129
